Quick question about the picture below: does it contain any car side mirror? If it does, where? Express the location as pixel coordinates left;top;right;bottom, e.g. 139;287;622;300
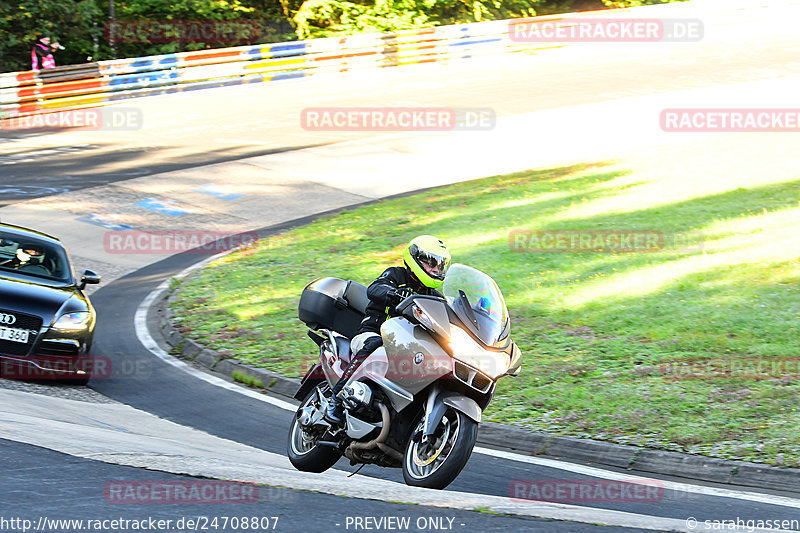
79;269;101;290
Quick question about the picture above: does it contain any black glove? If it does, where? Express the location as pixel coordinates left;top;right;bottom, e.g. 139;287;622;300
388;287;414;307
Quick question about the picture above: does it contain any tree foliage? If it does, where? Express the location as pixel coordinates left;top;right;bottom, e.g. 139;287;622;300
0;0;104;72
1;0;686;73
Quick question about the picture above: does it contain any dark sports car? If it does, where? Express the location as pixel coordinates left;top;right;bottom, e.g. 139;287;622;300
0;223;100;385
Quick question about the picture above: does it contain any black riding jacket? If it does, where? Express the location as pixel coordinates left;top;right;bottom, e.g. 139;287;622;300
357;266;443;334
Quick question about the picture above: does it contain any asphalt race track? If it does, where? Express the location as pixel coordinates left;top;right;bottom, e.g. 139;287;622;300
2;2;800;532
2;2;799;206
3;439;607;533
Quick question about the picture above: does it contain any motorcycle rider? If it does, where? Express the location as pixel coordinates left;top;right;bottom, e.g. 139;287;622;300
325;235;451;425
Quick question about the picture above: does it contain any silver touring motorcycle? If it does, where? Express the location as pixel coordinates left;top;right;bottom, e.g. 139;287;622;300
288;263;522;489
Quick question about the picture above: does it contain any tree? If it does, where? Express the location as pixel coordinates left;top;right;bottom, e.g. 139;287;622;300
0;0;104;72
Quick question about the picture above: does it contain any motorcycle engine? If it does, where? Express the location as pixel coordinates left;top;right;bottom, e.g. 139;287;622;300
341;381;382;421
342;381;372;408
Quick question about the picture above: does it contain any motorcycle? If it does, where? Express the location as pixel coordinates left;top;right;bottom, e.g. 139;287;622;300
287;263;521;489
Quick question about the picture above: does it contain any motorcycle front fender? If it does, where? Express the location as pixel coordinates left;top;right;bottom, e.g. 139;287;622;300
294;363;325;401
424;391;482;436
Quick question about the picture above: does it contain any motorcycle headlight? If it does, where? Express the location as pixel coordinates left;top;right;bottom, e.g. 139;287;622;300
52;312;92;331
449;326;510;379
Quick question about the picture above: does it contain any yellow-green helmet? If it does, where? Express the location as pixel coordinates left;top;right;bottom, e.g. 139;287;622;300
403;235;451;289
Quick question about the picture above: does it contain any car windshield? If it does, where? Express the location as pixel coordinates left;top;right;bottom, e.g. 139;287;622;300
441;263;509;346
0;232;72;283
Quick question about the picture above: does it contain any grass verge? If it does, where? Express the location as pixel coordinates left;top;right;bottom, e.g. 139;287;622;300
232;371;264;389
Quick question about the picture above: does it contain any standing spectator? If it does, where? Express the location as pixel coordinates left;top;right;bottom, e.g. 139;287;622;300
31;34;62;71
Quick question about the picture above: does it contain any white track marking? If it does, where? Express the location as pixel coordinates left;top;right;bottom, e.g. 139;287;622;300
135;254;800;511
133;251;297;412
477;447;800;509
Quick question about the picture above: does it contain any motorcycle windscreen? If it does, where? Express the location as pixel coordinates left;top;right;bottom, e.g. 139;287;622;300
442;264;509;346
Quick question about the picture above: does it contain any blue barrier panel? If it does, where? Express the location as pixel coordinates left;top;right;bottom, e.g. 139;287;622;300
179;77;247;92
108;70;179;90
271;71;306;81
125;55;178;73
451;37;503;46
267;42;308;58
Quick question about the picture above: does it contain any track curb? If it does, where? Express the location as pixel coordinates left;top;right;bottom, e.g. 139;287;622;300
153;281;800;495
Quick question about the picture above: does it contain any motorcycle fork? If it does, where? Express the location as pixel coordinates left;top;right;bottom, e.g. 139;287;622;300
420;384;441;445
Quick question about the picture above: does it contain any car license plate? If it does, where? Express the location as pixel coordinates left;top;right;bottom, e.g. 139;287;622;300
0;326;29;344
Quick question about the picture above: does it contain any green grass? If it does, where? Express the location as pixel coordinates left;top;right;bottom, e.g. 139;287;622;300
232;371;264;389
171;159;800;467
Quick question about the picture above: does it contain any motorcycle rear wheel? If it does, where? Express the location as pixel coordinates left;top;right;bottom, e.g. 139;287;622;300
287;385;342;473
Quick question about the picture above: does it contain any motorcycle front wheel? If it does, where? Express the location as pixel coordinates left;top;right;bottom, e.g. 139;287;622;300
402;407;478;489
287;385;342;473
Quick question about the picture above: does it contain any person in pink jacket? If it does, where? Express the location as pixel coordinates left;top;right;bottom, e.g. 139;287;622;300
31;34;62;71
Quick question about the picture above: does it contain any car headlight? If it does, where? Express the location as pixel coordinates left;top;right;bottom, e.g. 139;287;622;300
52;312;92;331
449;326;510;379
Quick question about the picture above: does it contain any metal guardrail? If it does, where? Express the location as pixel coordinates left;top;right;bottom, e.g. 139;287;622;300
0;8;654;118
